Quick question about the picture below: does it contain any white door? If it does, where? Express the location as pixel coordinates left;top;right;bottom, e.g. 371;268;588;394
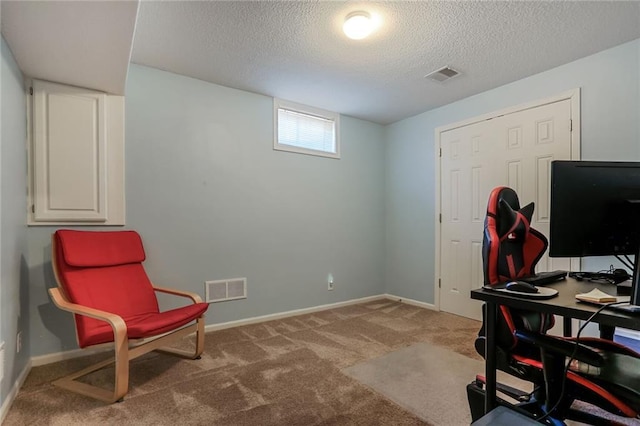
28;79;126;226
439;97;577;320
32;79;108;222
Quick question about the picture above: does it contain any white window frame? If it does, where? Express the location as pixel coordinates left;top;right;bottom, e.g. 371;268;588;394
273;98;340;159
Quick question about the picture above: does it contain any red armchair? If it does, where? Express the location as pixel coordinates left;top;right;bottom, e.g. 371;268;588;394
49;229;209;403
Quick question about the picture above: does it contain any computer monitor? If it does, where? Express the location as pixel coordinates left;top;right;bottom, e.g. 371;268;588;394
549;160;640;307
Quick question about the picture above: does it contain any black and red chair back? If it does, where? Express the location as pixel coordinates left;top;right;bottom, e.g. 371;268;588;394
478;187;554;354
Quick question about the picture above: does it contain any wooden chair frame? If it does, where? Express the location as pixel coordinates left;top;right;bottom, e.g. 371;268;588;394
49;235;206;403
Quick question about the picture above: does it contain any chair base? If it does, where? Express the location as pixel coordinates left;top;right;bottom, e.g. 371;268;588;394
466;381;560;425
472;405;543;426
467;378;636;426
52;318;205;403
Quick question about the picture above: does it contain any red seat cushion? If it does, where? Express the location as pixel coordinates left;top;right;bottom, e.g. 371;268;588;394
54;230;208;348
80;302;209;347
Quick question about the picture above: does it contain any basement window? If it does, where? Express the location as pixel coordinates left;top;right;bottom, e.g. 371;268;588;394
274;99;340;159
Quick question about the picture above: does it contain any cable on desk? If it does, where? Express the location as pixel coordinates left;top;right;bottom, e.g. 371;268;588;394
568;267;630;285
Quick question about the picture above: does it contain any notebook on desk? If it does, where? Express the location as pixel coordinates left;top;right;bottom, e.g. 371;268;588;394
575;293;640;313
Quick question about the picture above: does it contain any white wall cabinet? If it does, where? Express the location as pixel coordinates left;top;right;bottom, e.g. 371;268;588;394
28;79;124;225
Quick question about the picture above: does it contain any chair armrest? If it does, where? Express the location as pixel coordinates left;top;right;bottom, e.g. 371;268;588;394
48;287;126;333
514;330;604;367
153;286;203;303
568;336;640;357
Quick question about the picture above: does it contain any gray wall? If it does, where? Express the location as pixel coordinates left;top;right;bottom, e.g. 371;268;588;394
0;38;29;409
26;64;387;356
12;37;640;359
385;38;640;303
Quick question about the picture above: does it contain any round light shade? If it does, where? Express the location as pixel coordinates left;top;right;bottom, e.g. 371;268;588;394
343;11;375;40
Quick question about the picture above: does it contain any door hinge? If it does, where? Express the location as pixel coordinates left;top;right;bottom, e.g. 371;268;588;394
438;278;441;288
569;119;572;132
29;87;33;96
439;148;442;157
31;204;35;213
439;213;442;223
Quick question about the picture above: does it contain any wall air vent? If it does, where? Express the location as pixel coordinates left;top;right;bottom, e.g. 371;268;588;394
205;277;247;303
425;66;460;83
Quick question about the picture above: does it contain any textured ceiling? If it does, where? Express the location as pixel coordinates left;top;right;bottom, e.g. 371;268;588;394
131;1;640;124
2;1;640;124
1;1;138;95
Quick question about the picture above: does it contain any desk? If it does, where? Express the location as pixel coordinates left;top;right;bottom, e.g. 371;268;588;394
470;278;640;415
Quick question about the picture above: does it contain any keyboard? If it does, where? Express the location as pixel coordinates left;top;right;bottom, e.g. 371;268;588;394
520;270;567;286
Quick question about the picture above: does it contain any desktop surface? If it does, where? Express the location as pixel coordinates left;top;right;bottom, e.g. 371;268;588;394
471;277;640;331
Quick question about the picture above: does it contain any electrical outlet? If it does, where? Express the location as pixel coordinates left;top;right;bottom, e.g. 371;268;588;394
327;273;334;291
16;331;22;353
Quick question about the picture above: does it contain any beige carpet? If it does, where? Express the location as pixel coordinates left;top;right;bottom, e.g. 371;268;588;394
5;298;637;425
341;327;640;426
4;299;482;425
344;342;486;425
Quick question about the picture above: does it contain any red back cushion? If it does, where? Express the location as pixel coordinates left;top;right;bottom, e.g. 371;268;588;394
54;230;160;347
57;229;146;267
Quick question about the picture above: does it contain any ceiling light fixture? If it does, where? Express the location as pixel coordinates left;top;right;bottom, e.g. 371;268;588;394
343;11;375;40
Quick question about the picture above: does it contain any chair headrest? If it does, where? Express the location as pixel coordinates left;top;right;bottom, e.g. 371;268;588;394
56;230;146;267
483;186;548;285
487;187;534;239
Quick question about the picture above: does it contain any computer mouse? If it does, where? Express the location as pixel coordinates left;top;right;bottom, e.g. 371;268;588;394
506;281;539;293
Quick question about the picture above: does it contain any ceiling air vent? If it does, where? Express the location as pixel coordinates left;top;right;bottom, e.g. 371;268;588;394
425;66;460;83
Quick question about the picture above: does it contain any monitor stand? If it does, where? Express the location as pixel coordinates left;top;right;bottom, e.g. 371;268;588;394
610;247;640;313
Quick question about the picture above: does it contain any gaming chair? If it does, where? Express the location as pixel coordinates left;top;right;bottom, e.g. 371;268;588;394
467;186;640;425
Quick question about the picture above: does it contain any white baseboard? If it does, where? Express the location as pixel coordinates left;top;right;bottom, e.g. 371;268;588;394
31;293;435;366
31;344;111;367
0;359;31;424
383;293;437;311
204;294;389;332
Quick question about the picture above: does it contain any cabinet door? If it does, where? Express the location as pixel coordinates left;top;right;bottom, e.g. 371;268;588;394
32;80;108;222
